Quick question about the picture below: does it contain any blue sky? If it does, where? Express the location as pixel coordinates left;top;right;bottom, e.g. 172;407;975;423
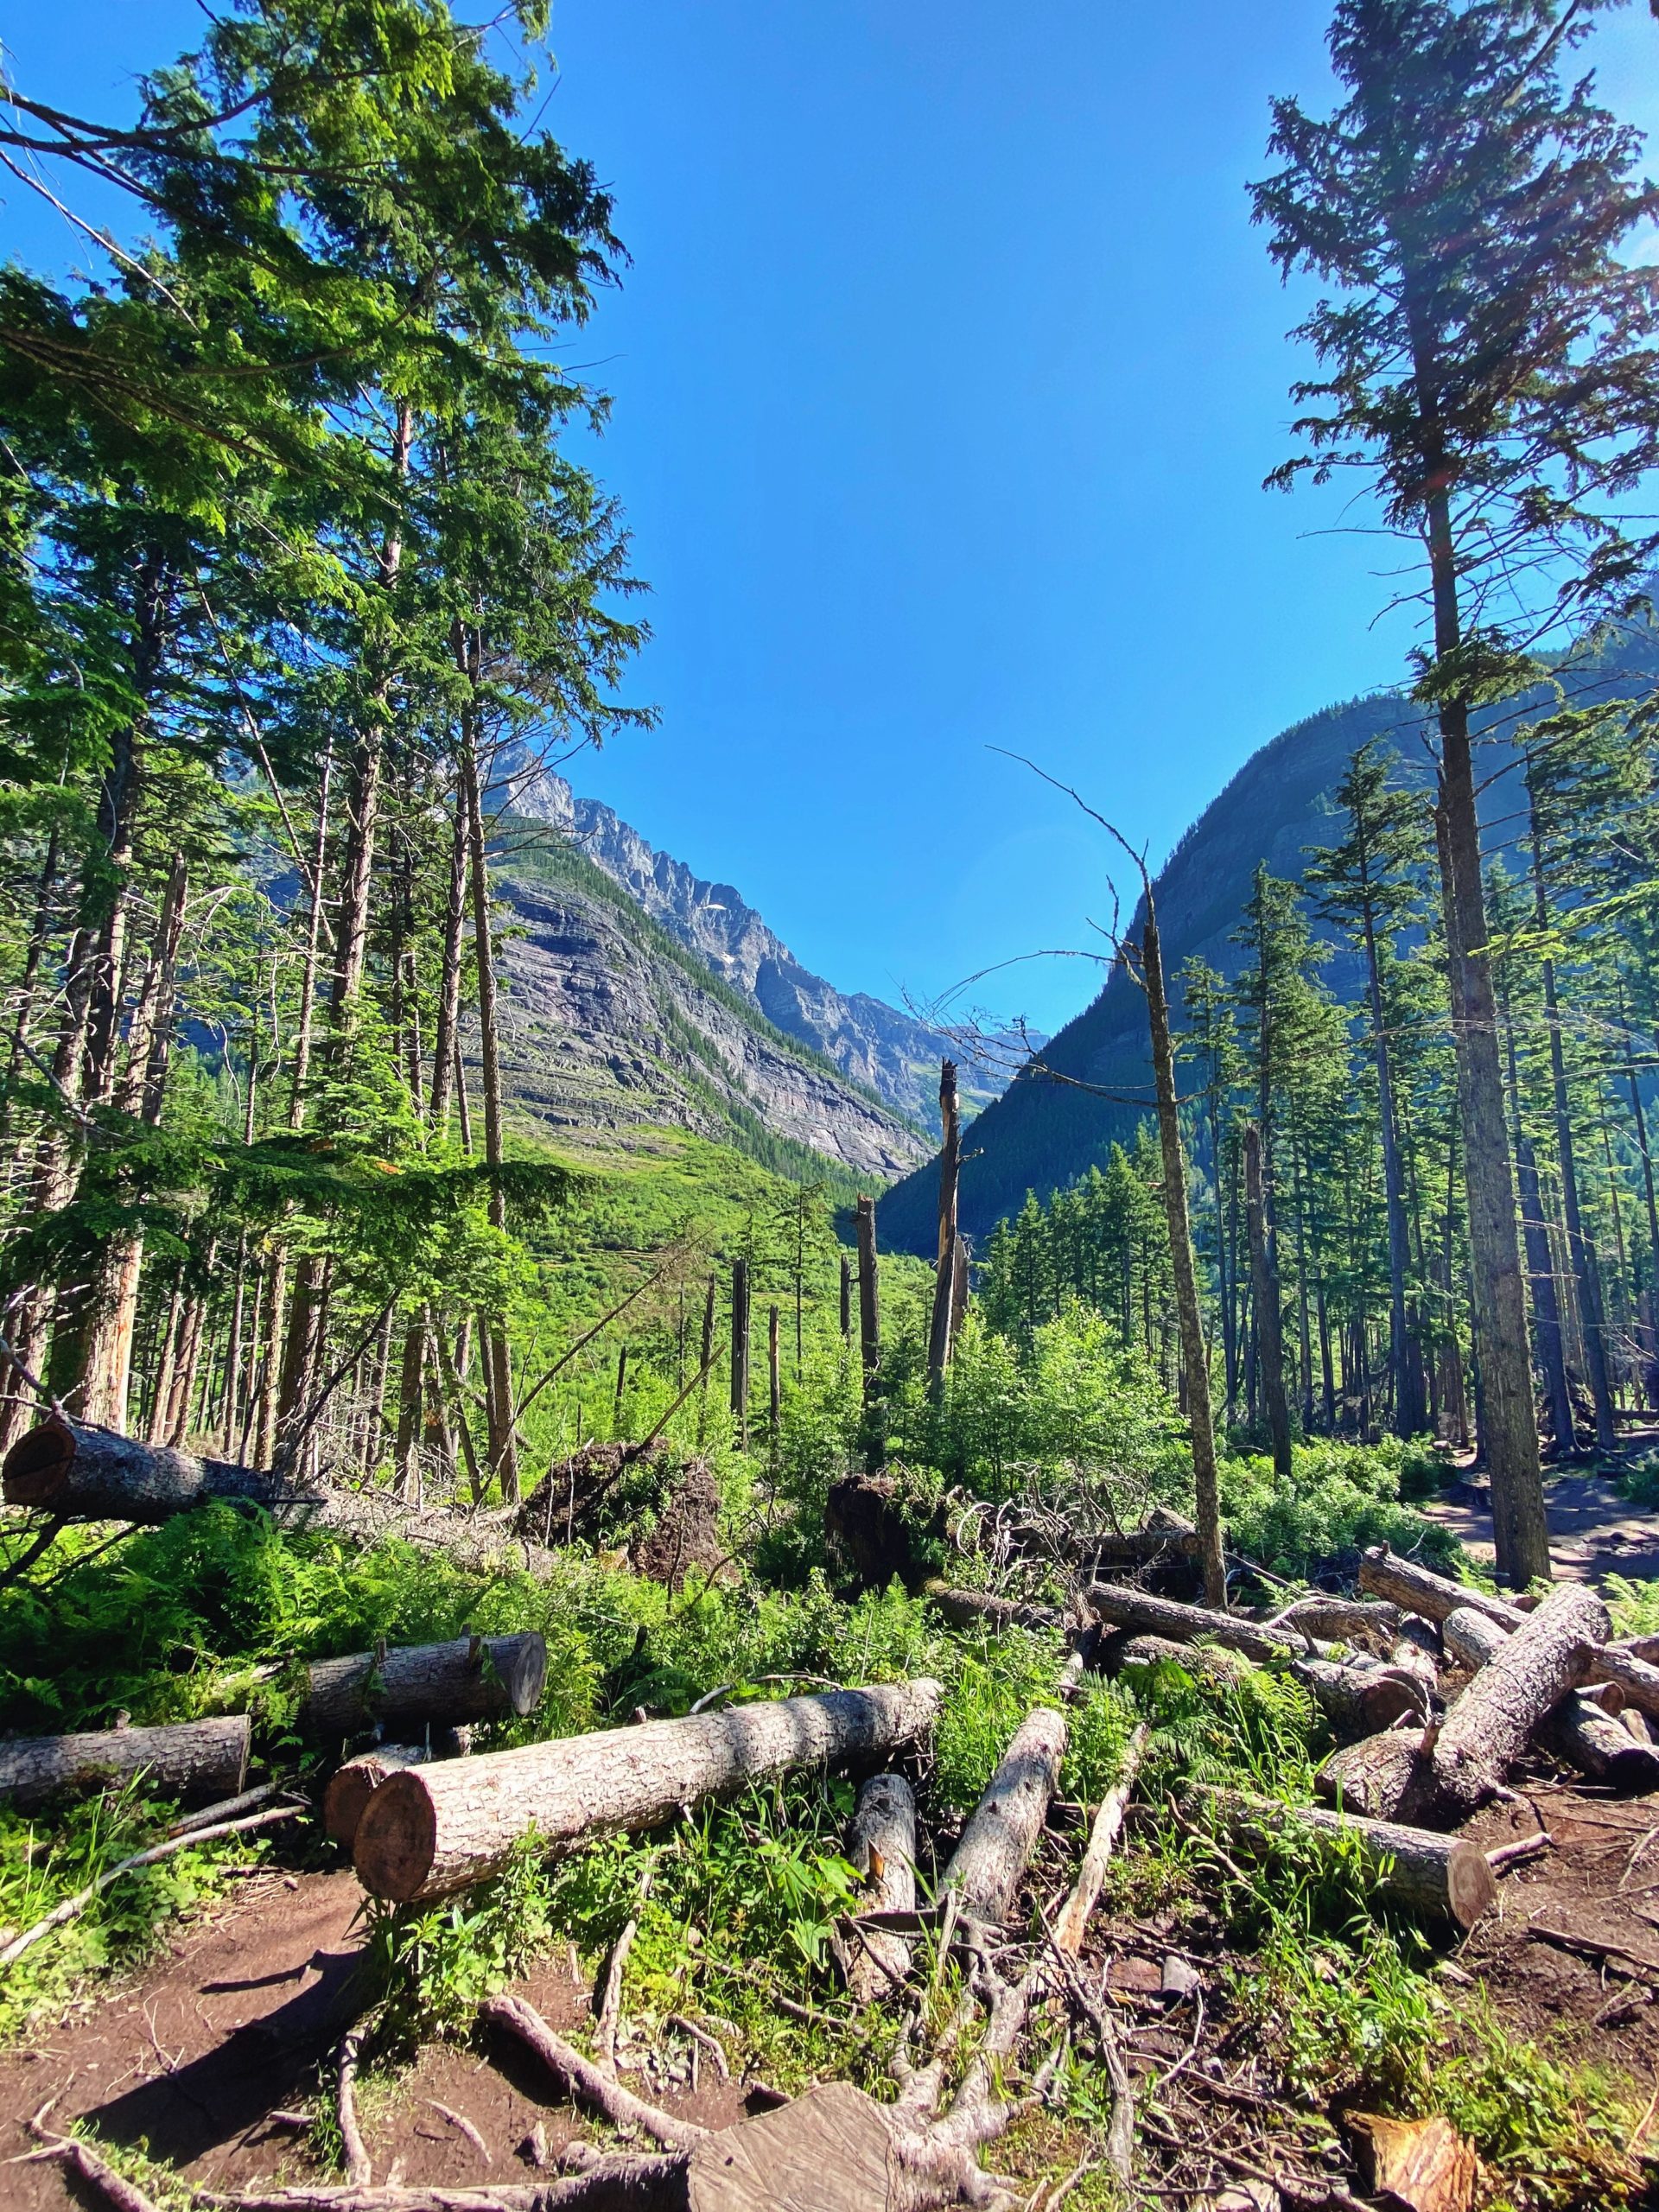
3;2;1656;1035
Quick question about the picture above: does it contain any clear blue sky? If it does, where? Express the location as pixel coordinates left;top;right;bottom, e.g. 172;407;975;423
3;3;1655;1035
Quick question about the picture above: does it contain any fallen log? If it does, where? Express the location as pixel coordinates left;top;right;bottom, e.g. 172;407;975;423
0;1713;250;1811
3;1414;301;1523
300;1634;546;1742
1389;1617;1442;1698
1357;1547;1522;1630
923;1584;1067;1635
1268;1595;1405;1656
835;1772;917;2000
1446;1605;1659;1794
354;1678;942;1904
1189;1785;1497;1928
1116;1632;1254;1685
1315;1730;1438;1824
1432;1583;1611;1813
941;1705;1067;1927
1053;1723;1148;1955
325;1746;428;1847
1084;1584;1333;1663
1110;1625;1414;1739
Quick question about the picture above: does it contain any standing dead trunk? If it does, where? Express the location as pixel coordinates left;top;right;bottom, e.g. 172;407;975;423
926;1060;961;1388
767;1303;780;1448
696;1275;716;1447
1243;1123;1293;1478
855;1197;880;1392
353;1678;943;1904
728;1257;750;1451
839;1254;852;1343
1144;910;1226;1605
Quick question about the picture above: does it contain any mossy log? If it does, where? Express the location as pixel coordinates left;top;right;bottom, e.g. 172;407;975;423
941;1706;1067;1927
835;1772;917;2001
3;1415;296;1523
1189;1784;1496;1929
1432;1584;1611;1812
299;1633;546;1742
354;1678;942;1904
0;1713;250;1811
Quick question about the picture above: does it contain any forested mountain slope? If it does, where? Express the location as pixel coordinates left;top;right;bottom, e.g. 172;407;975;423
879;624;1659;1254
489;823;928;1181
518;770;1030;1135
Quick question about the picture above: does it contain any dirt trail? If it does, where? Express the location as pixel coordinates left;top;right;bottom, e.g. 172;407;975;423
1423;1469;1659;1580
0;1865;756;2209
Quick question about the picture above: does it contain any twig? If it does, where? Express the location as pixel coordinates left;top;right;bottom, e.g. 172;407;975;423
423;2103;489;2167
594;1916;639;2074
338;2027;372;2190
167;1782;291;1837
0;1803;302;1966
663;2013;730;2079
0;1511;66;1589
480;1993;708;2151
1487;1830;1554;1870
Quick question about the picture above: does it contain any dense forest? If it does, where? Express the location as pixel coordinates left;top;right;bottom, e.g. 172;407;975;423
5;4;1659;2210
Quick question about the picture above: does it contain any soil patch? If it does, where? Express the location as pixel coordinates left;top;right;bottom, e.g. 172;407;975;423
1423;1471;1659;1581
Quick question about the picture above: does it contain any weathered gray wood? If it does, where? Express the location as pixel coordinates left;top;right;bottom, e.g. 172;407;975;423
0;1713;250;1811
355;1678;942;1904
1269;1596;1405;1656
3;1415;294;1523
1191;1785;1496;1929
1084;1584;1333;1663
1389;1616;1442;1698
835;1773;917;2001
940;1706;1066;1927
300;1633;546;1741
1053;1723;1147;1955
1357;1547;1522;1630
1432;1583;1611;1812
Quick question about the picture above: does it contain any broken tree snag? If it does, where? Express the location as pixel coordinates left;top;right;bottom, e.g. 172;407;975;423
1358;1546;1523;1631
1053;1722;1148;1955
941;1704;1066;1927
836;1772;917;2000
1192;1786;1497;1929
1315;1730;1439;1824
926;1058;961;1388
3;1415;292;1523
1293;1656;1426;1742
1084;1583;1332;1663
298;1630;546;1741
855;1196;880;1392
1432;1582;1611;1814
924;1583;1066;1635
0;1713;251;1812
355;1677;943;1904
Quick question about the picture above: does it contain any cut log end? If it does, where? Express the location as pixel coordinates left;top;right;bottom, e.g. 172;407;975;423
495;1635;548;1717
1445;1843;1500;1930
3;1414;75;1509
355;1769;439;1900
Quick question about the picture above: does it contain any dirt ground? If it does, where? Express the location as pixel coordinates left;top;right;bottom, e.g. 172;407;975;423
1426;1468;1659;1581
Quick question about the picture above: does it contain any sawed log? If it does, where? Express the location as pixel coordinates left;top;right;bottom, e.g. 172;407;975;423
835;1771;917;2000
353;1678;942;1903
300;1634;546;1741
940;1704;1066;1927
924;1584;1068;1635
3;1414;297;1523
0;1713;250;1811
1316;1729;1439;1825
1432;1583;1611;1812
1446;1605;1659;1796
1189;1784;1497;1929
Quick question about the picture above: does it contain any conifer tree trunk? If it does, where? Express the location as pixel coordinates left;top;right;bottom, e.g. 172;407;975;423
1144;913;1226;1605
729;1257;750;1450
926;1060;961;1387
1361;902;1422;1433
1423;475;1548;1581
1244;1122;1293;1478
1508;1020;1574;1455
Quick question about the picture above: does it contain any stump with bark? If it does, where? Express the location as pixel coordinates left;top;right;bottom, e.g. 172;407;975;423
299;1632;546;1742
354;1678;943;1903
0;1713;250;1811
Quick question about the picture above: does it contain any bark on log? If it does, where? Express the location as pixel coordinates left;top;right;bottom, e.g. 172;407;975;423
1294;1656;1425;1741
1315;1731;1438;1824
940;1705;1066;1927
1357;1547;1522;1630
1432;1583;1611;1813
1190;1785;1497;1928
3;1415;299;1523
1115;1634;1254;1686
354;1679;942;1904
324;1746;429;1847
1268;1596;1405;1656
1084;1584;1332;1663
924;1584;1067;1635
1449;1605;1659;1793
0;1713;250;1811
300;1634;546;1741
1389;1617;1442;1698
835;1773;917;2001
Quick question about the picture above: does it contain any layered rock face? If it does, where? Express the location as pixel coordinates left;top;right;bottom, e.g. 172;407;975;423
517;771;1021;1135
486;836;928;1180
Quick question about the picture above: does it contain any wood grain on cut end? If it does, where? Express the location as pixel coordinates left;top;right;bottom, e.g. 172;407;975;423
355;1767;440;1900
2;1413;75;1507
